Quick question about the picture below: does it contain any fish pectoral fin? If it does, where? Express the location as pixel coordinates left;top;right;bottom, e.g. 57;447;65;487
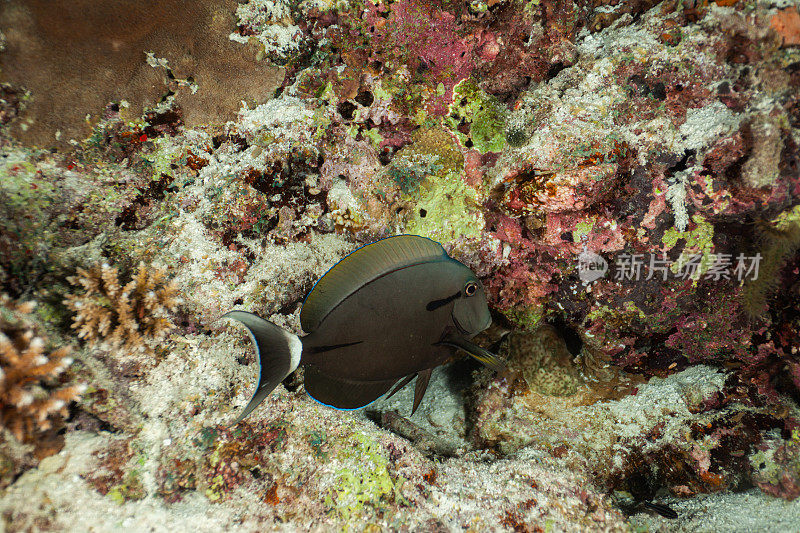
412;368;432;416
308;341;364;354
435;336;506;372
387;374;416;399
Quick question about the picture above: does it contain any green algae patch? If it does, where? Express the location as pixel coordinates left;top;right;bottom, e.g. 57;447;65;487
146;136;190;182
404;171;483;242
772;204;800;229
0;151;70;283
390;126;480;241
446;78;507;153
622;301;646;321
0;154;56;216
107;469;146;504
205;475;225;503
306;430;328;460
325;430;405;521
388;151;443;194
662;214;715;281
586;302;647;333
749;435;800;499
573;217;597;243
193;427;220;451
501;304;544;332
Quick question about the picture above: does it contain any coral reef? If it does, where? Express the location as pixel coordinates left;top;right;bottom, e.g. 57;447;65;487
502;325;583;397
64;262;179;353
469;325;800;507
0;294;84;445
1;0;800;530
750;433;800;501
741;208;800;317
0;294;85;491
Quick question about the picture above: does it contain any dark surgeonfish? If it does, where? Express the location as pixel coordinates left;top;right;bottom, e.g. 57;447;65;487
222;234;504;424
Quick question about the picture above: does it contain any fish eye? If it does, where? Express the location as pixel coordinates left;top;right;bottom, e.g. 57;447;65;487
464;281;478;296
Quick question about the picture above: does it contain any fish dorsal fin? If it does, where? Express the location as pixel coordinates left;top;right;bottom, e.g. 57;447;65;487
301;235;447;332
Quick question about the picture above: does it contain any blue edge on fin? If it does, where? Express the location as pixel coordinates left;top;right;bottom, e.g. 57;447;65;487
306;392;380;411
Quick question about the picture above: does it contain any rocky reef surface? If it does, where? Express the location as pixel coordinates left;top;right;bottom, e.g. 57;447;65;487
1;0;800;530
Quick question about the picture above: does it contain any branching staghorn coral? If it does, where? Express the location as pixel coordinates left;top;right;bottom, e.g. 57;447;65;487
65;262;179;353
0;294;85;443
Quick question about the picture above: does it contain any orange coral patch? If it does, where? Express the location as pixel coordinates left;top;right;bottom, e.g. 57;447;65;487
771;8;800;47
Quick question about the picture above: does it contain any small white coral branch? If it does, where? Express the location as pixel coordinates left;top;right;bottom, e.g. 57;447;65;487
666;168;694;233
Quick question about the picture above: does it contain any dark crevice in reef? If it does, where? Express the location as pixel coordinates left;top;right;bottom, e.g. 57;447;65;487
548;314;582;357
115;174;179;230
67;404;122;435
666;149;696;176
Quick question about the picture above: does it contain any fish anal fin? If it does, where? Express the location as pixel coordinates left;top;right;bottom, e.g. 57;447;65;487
412;368;432;416
304;366;396;410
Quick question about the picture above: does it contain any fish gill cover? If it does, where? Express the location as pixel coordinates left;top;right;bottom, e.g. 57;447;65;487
0;0;800;530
